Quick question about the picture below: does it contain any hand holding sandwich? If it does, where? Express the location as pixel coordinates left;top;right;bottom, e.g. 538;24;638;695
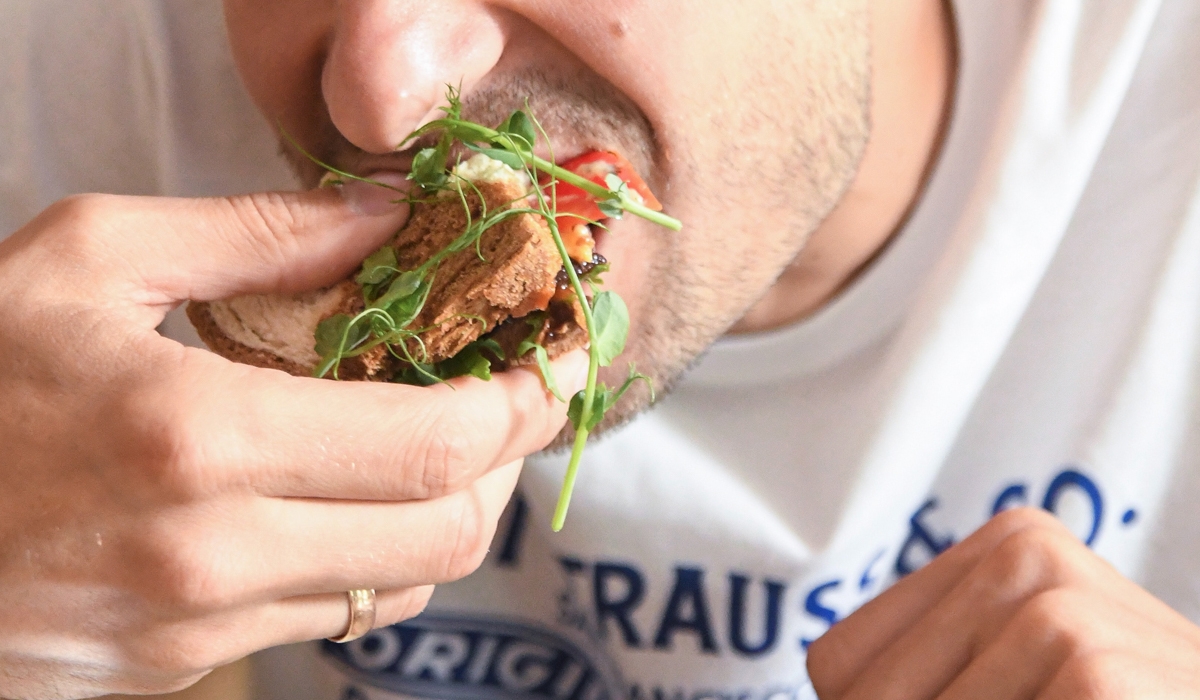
0;183;585;699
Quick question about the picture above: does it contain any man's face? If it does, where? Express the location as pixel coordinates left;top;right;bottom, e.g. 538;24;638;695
222;0;870;426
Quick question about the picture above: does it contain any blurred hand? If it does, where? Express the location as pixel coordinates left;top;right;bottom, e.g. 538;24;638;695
808;508;1200;699
0;184;586;699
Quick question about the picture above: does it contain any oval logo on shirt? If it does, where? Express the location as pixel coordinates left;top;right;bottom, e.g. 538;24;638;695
320;611;624;700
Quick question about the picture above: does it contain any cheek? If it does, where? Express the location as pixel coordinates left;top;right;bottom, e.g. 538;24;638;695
593;217;667;335
222;0;333;144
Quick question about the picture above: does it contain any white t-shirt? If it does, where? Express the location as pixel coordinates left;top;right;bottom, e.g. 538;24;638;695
5;1;1200;699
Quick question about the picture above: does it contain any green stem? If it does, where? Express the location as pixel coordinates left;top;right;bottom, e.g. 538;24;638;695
554;421;592;532
444;123;682;232
545;217;601;532
528;155;683;232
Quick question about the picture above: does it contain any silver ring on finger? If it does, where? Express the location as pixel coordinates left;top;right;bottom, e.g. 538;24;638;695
327;588;376;643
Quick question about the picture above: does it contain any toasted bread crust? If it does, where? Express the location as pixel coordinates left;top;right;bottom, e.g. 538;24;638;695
188;174;586;382
187;300;310;376
187;289;393;381
394;179;562;361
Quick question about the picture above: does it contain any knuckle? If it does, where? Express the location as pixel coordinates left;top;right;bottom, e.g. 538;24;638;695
983;526;1071;592
123;399;219;499
132;524;234;613
438;495;492;581
986;506;1060;534
41;193;120;258
223;192;303;268
104;375;226;500
48;192;113;229
153;416;220;498
1015;588;1095;648
406;410;480;499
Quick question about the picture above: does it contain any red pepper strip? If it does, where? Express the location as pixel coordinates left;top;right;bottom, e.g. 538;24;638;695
542;150;662;261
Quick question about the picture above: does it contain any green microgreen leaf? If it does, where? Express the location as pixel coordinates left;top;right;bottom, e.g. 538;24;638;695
392;337;504;386
498;110;537;149
566;365;652;431
595;174;631;219
590;291;629;367
514;313;564;401
525;343;566;402
409;147;449;191
356;246;399;285
313;313;371;378
580;261;611;287
314;314;350;358
395;362;440;387
476;337;505;361
565;388;597;431
596;198;624;219
437;339;499;381
370;271;422;309
378;277;431;329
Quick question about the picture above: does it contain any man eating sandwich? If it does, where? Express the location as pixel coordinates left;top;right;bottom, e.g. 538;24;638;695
3;1;1200;698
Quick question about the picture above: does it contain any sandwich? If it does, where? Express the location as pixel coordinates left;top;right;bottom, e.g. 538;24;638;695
188;153;595;383
187;93;680;529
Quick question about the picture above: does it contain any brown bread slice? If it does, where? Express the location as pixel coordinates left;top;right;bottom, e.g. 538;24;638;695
188;160;587;381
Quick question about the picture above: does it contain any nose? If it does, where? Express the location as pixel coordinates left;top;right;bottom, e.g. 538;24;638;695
322;0;507;154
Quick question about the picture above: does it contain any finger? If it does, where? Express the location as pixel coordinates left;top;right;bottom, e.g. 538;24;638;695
138;346;587;501
140;461;523;609
935;589;1102;700
1033;652;1193;700
33;176;410;309
256;459;525;597
837;524;1088;700
263;585;437;648
942;584;1200;700
807;508;1070;699
131;586;435;676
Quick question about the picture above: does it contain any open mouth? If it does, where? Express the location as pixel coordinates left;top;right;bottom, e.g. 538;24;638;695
353;143;653;263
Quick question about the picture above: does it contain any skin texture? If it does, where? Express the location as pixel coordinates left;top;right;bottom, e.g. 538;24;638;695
2;1;1199;698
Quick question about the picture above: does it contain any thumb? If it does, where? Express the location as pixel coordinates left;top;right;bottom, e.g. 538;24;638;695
87;173;411;306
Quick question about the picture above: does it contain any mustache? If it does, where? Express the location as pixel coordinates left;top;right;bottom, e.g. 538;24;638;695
281;68;656;188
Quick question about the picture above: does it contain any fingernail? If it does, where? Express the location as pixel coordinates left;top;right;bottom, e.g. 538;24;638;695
562;350;591;394
339;171;410;216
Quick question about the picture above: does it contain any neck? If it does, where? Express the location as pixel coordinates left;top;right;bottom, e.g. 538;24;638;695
731;0;956;334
